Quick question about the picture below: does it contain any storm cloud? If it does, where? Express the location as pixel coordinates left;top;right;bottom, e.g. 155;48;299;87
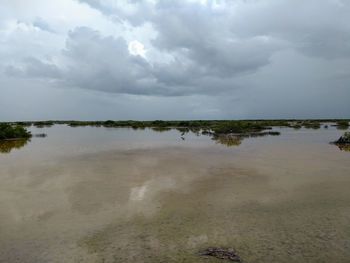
0;0;349;120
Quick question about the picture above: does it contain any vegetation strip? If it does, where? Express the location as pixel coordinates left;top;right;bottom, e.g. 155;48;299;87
3;119;349;134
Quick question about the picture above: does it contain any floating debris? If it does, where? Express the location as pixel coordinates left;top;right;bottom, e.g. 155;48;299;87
34;133;47;138
199;247;242;262
334;132;350;144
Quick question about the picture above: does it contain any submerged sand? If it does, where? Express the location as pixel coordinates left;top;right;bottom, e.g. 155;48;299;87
0;126;349;262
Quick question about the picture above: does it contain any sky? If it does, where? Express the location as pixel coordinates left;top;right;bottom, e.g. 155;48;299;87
0;0;349;121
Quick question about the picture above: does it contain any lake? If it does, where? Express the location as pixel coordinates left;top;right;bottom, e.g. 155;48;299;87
0;125;349;263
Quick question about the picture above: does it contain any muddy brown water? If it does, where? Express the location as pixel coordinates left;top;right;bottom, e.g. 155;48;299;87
0;125;349;263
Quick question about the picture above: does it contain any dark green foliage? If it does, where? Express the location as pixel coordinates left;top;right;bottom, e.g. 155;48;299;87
0;123;32;140
15;121;32;127
104;120;115;126
211;121;268;134
33;121;54;128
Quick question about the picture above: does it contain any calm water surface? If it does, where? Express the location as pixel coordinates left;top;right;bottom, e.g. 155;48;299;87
0;125;349;263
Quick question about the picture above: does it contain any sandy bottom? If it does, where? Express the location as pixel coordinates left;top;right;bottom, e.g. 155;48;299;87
0;127;349;262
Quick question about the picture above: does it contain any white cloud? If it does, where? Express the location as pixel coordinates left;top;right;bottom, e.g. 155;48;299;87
128;40;147;58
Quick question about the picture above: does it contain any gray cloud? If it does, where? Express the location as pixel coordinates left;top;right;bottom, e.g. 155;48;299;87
80;0;350;60
5;57;61;79
32;17;55;33
150;2;282;77
228;0;350;59
49;0;350;97
1;0;350;119
62;27;156;94
77;0;154;26
5;25;250;96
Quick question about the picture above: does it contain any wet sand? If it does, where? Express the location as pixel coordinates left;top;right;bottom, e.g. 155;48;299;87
0;126;349;262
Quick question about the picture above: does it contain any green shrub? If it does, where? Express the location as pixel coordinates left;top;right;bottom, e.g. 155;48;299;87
336;120;349;130
0;124;32;140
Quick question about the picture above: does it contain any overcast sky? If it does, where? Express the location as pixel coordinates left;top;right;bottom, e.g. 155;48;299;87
1;0;349;121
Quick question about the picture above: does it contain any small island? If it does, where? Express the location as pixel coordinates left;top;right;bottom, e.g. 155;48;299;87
332;132;350;152
0;123;32;140
334;132;350;145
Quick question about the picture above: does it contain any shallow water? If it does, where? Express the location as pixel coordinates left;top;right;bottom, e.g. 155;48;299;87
0;125;349;263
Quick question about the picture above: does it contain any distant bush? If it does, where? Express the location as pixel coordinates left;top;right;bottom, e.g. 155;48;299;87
336;120;349;130
212;121;267;134
104;120;115;126
302;121;321;129
33;121;54;128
